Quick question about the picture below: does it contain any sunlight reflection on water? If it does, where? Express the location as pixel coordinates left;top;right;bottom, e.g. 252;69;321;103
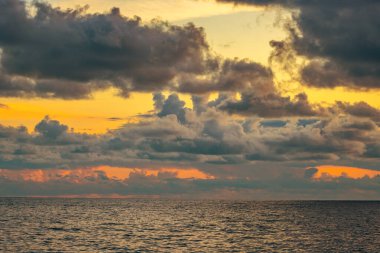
1;199;380;252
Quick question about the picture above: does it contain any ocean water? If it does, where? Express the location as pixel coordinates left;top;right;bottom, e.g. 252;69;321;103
1;199;379;252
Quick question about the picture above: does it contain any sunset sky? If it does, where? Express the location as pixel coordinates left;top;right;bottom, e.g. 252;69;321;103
0;0;380;199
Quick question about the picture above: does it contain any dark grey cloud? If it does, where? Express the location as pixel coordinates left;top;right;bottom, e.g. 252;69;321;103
34;116;68;140
1;0;378;98
0;65;108;99
0;0;217;98
153;92;166;111
107;117;124;121
335;101;380;125
217;0;380;89
2;95;379;171
1;166;380;200
0;72;35;97
213;92;320;117
178;59;274;94
0;124;28;139
178;58;323;117
191;95;209;115
293;1;380;89
157;94;188;124
304;168;318;178
0;0;295;100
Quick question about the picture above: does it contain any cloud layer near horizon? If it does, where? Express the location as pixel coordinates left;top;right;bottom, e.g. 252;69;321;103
1;165;380;200
1;94;380;198
1;94;380;169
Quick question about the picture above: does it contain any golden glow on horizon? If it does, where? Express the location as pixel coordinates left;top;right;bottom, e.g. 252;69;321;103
97;166;215;180
30;194;161;199
0;166;215;182
313;165;380;180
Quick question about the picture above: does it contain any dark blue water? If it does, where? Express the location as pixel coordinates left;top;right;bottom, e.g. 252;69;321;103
1;198;379;252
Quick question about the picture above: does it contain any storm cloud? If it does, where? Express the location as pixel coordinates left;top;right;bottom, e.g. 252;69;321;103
0;0;218;98
217;0;380;89
1;0;379;95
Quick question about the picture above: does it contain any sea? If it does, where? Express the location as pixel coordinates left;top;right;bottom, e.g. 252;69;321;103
1;198;379;252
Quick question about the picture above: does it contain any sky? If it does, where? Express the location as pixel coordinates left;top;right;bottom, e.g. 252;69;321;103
0;0;380;199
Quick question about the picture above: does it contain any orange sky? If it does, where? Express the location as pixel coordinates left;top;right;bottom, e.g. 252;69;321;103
97;166;215;180
312;165;380;180
0;166;215;183
3;165;380;183
30;194;161;199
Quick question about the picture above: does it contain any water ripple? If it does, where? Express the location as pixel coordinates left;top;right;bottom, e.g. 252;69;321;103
1;199;379;252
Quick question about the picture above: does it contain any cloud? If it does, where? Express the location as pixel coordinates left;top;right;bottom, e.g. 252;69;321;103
335;101;380;124
157;94;188;124
0;96;380;198
0;0;298;100
216;0;380;89
0;72;35;97
304;167;318;179
0;0;218;98
1;0;378;96
1;165;380;199
213;92;321;117
1;94;380;172
178;58;324;117
177;58;274;94
34;116;69;140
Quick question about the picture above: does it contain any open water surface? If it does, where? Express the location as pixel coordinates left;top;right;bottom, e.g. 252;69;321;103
1;198;379;252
